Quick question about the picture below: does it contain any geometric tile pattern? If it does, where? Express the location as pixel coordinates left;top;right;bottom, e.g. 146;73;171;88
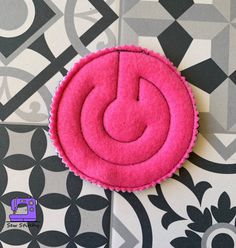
111;163;236;247
179;1;236;76
0;0;118;121
0;0;62;64
0;0;236;247
0;124;111;248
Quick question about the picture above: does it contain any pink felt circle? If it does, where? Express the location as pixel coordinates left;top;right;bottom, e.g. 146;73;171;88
50;46;199;192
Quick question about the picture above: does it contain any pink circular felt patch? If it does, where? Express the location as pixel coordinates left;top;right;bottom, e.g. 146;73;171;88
50;46;198;192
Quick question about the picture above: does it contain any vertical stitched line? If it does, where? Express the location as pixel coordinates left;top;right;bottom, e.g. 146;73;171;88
116;51;120;98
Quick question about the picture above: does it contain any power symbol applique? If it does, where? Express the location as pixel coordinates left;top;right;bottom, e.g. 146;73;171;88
50;46;199;192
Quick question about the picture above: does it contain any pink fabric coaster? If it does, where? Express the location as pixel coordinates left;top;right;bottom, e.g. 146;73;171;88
50;46;199;192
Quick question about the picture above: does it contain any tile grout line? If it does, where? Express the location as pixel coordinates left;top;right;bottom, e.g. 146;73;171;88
108;191;115;248
0;121;49;126
117;0;123;45
109;0;122;245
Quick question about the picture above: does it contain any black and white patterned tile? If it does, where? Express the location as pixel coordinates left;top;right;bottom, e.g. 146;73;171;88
0;0;236;247
0;0;118;124
111;163;236;247
0;124;111;248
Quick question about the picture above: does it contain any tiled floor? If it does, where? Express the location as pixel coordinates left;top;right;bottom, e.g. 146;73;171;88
0;0;236;247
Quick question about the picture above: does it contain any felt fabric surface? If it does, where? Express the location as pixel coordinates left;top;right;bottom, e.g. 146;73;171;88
50;46;199;192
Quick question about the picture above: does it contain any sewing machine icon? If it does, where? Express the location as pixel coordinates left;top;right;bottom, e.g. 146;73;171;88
9;198;37;222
